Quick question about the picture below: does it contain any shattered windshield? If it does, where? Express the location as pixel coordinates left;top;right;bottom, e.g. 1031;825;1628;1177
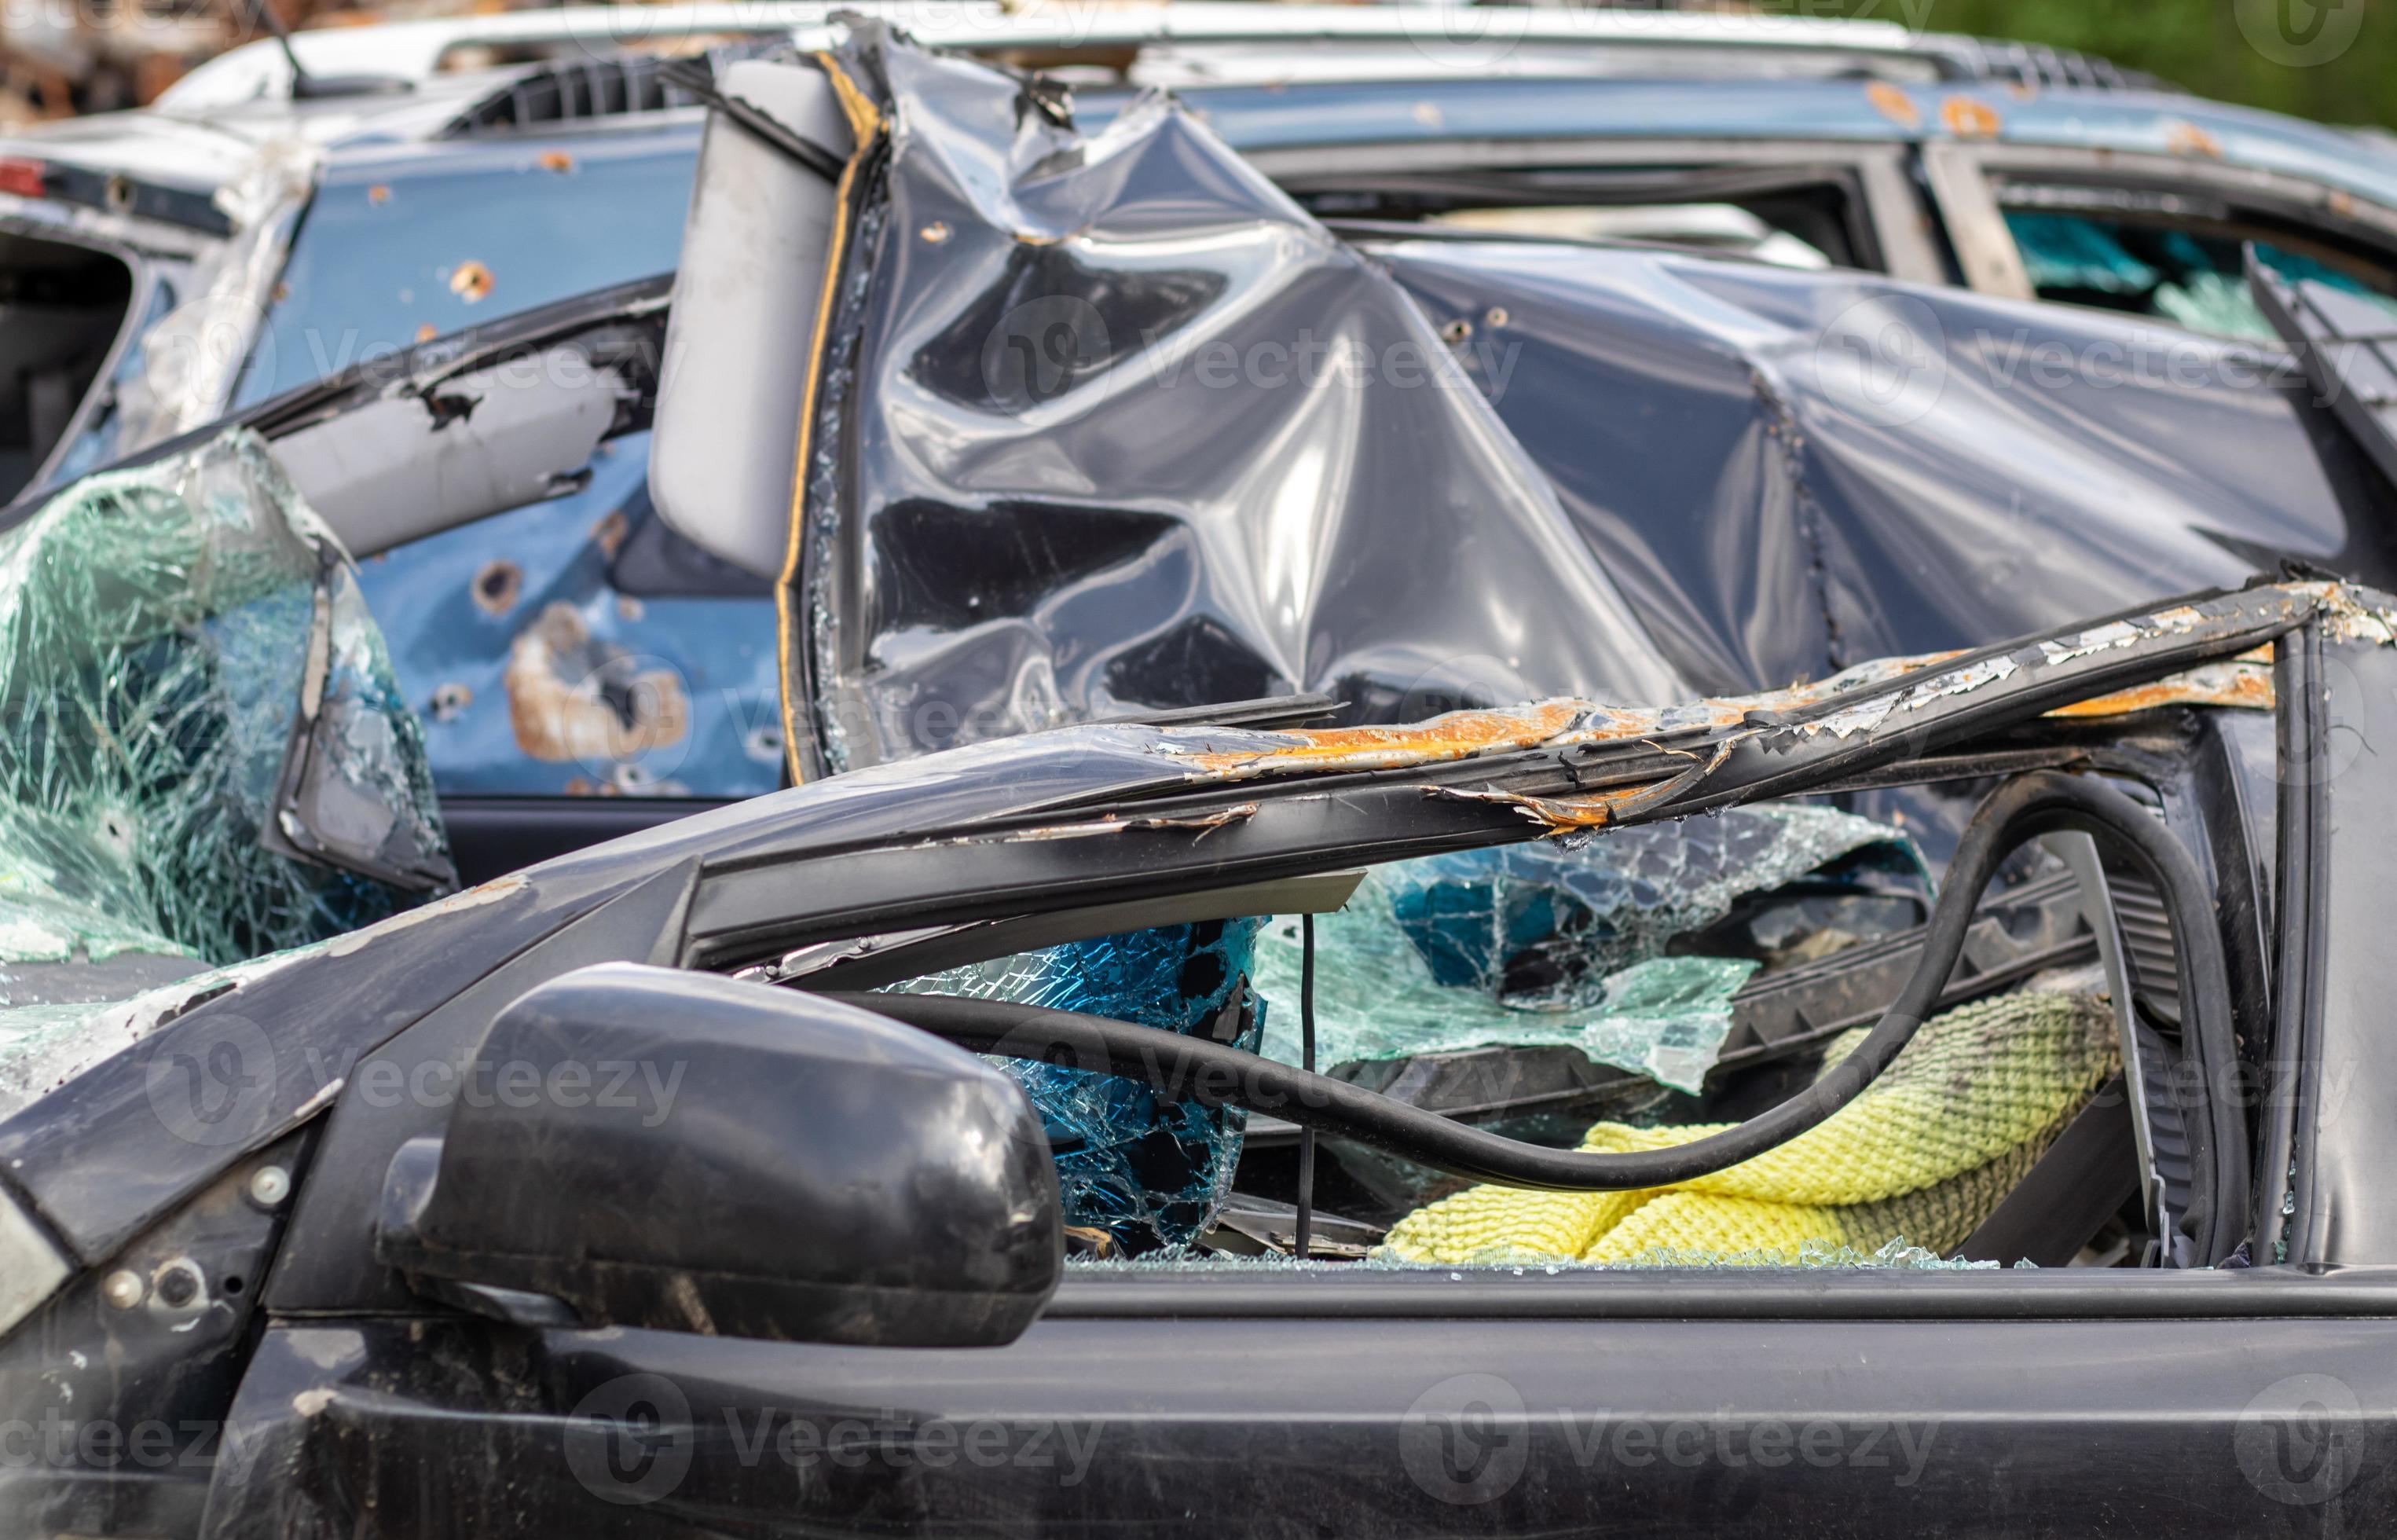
0;428;452;1109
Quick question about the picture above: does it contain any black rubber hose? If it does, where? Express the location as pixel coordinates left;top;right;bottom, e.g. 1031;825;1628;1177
833;772;2235;1213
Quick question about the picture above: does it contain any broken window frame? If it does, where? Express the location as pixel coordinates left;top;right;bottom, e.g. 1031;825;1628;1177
0;214;190;504
1922;140;2397;318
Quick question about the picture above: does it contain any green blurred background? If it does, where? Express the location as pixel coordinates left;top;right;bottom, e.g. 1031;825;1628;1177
1820;0;2394;130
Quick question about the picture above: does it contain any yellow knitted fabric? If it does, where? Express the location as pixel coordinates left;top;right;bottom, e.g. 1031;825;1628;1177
1380;991;2118;1266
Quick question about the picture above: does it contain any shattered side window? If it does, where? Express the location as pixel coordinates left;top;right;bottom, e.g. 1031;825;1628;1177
0;427;453;987
881;920;1266;1258
2005;210;2397;343
871;798;2131;1271
1251;804;1913;1093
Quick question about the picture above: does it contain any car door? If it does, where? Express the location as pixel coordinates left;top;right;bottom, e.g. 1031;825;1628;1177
202;1276;2397;1535
236;130;786;875
208;710;2397;1534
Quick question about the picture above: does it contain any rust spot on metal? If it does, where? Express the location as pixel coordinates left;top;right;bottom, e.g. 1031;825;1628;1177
1431;784;1618;832
1865;82;1921;130
448;259;494;303
471;559;522;616
413;322;438;344
537;149;575;174
2164;119;2224;159
1169;701;1585;779
592;509;631;560
1941;96;2002;140
2046;655;2274;718
366;184;390;206
507;603;691;764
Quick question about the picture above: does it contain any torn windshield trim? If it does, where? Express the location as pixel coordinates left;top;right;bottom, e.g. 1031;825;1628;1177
679;580;2360;968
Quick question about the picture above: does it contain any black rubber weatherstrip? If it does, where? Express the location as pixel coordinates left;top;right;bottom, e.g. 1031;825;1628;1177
658;57;847;183
834;771;2243;1256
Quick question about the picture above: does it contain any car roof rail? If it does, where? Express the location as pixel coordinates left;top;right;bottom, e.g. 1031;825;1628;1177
1915;32;2176;94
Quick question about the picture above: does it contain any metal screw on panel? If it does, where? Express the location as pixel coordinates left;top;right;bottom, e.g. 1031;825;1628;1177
153;1260;203;1309
247;1165;291;1209
101;1270;144;1311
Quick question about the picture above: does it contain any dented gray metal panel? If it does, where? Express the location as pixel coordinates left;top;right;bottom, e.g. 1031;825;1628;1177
786;31;1685;778
1373;237;2397;695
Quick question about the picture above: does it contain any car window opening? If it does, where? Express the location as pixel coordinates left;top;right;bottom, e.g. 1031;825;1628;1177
0;230;133;503
1996;183;2397;343
1291;169;1872;271
824;777;2179;1276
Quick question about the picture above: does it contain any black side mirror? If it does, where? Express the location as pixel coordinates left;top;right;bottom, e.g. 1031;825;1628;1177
376;963;1061;1347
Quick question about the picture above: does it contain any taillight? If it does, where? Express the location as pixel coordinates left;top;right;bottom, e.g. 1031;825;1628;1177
0;158;45;199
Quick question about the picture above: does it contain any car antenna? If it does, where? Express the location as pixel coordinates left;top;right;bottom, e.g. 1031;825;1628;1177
240;0;411;99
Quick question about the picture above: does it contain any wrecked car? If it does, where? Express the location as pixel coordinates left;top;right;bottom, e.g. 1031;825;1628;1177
5;20;2397;1535
9;2;2397;840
